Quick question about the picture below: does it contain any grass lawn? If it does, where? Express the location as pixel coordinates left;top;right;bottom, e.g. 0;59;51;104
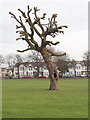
2;78;88;118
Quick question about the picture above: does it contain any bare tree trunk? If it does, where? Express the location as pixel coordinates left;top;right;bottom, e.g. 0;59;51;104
41;48;59;90
12;68;14;78
17;66;20;79
36;62;40;77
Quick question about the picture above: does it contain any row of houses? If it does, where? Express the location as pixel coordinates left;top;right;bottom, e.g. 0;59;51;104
68;61;87;77
0;61;88;78
0;62;49;78
14;62;49;78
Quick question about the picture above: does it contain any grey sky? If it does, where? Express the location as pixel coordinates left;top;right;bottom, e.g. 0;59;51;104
0;0;88;60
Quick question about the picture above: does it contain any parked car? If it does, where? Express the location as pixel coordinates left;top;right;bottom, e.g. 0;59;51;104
59;75;63;78
76;75;82;77
62;74;74;78
80;74;87;77
22;76;32;79
36;76;47;78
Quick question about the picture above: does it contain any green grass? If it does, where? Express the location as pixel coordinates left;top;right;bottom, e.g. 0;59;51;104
0;79;2;119
2;78;88;118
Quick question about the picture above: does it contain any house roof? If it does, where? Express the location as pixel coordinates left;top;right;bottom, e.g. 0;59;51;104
68;61;85;66
0;64;8;68
15;61;46;67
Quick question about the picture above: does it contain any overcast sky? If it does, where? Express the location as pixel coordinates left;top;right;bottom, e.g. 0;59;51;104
0;0;88;60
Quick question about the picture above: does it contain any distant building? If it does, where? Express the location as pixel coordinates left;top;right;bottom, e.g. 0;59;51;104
66;61;87;77
13;62;49;78
0;64;9;78
0;61;88;78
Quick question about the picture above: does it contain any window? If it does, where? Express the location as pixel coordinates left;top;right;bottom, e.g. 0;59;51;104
70;72;73;75
76;66;78;69
29;72;33;77
76;72;78;75
1;68;5;72
20;67;24;71
76;66;80;69
29;66;32;70
79;66;80;69
14;67;17;71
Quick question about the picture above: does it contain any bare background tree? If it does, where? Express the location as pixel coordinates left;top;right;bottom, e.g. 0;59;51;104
82;51;90;77
14;54;23;78
0;55;5;65
6;54;22;78
9;6;67;90
55;54;70;76
69;59;77;77
27;51;44;77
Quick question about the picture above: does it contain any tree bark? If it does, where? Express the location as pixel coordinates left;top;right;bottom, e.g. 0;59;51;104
41;48;59;90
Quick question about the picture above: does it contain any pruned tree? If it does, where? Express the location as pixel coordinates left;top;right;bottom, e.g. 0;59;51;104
9;6;68;90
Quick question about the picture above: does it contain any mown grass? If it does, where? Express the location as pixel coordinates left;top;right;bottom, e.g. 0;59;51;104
0;79;2;119
2;78;88;118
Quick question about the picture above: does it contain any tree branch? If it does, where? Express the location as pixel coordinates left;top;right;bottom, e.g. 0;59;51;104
18;8;41;39
44;25;67;37
43;41;60;47
9;11;39;49
51;52;66;57
17;48;31;52
17;45;36;52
